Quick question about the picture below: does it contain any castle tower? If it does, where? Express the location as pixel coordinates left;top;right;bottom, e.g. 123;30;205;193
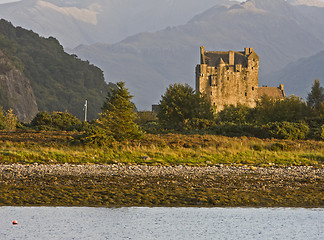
195;46;259;111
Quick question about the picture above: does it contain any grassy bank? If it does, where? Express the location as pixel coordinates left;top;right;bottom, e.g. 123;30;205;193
0;130;323;207
0;131;323;166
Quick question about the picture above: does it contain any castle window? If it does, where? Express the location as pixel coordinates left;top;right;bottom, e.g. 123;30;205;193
245;92;247;96
211;92;213;95
244;77;246;80
227;77;229;80
209;77;212;86
252;87;254;91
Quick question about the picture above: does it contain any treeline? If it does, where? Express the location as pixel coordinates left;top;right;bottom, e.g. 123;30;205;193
0;81;143;146
1;79;323;143
142;80;324;141
0;19;111;120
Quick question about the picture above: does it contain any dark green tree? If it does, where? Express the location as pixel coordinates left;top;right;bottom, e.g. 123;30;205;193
307;79;324;110
157;83;214;129
252;95;308;124
96;81;143;141
216;104;252;124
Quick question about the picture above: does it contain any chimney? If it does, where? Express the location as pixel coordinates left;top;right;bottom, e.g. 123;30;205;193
279;84;284;91
229;50;234;65
200;46;206;64
245;48;253;55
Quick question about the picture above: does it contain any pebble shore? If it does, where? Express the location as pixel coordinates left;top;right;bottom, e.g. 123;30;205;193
1;164;323;207
0;163;323;179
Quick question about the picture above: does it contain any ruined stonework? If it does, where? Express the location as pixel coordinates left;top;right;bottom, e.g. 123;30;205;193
196;46;285;112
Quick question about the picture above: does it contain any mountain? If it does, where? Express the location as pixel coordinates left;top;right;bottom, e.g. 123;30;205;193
0;0;236;48
72;0;324;109
262;51;324;99
0;19;110;120
0;49;38;122
288;0;324;7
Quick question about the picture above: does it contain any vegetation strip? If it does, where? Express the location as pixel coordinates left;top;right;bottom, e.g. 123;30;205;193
1;164;323;207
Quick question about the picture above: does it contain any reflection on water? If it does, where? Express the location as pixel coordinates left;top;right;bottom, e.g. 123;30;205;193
0;207;323;240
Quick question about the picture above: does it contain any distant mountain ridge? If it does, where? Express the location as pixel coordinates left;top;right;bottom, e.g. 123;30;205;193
0;0;236;48
263;51;324;99
72;0;324;109
2;0;324;110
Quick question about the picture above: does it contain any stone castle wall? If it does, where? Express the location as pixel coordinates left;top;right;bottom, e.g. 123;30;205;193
196;47;259;112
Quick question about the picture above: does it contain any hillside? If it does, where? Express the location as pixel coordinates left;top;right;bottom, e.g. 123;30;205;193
0;49;38;122
72;0;324;109
263;51;324;98
0;0;236;48
0;19;109;120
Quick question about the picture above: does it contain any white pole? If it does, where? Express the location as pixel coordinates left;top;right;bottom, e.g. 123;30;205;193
84;100;88;122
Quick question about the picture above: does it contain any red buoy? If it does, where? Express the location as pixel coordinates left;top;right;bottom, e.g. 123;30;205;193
12;220;18;225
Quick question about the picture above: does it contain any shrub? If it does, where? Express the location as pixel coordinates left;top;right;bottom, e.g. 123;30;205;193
74;123;115;147
262;121;309;140
269;142;291;151
216;104;252;124
0;107;17;131
135;111;157;125
30;111;82;131
210;122;262;137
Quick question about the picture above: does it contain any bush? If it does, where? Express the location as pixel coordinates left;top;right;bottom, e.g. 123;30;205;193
0;107;17;131
269;142;292;151
216;104;252;124
74;123;115;147
262;121;309;140
30;111;82;131
210;122;262;137
135;111;157;125
183;118;214;131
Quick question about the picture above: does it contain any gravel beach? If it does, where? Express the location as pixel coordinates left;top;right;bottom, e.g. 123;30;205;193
1;164;323;207
1;163;323;180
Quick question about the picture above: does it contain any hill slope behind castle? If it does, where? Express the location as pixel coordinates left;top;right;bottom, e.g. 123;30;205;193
0;19;109;120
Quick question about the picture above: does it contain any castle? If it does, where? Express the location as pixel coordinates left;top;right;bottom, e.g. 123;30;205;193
195;46;285;111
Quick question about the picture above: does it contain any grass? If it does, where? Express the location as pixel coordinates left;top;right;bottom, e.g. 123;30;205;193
0;130;323;207
0;130;323;166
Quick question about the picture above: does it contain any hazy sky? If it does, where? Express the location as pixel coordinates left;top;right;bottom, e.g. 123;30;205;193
0;0;20;3
0;0;324;4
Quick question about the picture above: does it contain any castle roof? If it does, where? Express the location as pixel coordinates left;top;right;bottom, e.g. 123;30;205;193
257;86;285;100
204;51;249;67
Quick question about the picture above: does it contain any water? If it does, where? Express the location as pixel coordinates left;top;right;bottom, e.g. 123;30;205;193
0;207;323;240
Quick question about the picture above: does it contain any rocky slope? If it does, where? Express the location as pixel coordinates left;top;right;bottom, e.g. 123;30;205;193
0;50;38;122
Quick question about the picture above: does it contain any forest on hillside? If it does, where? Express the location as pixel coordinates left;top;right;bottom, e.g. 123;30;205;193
0;19;112;120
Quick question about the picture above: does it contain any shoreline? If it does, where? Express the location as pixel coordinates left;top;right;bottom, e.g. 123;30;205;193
1;164;323;207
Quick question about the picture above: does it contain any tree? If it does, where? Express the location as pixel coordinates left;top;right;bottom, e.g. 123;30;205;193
96;81;143;141
252;95;308;124
0;106;17;131
307;79;324;110
157;83;214;129
216;104;252;124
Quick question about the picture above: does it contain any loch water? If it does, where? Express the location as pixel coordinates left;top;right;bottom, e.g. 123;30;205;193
0;207;323;240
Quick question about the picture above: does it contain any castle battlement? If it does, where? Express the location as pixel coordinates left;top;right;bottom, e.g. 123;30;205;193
196;46;284;111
